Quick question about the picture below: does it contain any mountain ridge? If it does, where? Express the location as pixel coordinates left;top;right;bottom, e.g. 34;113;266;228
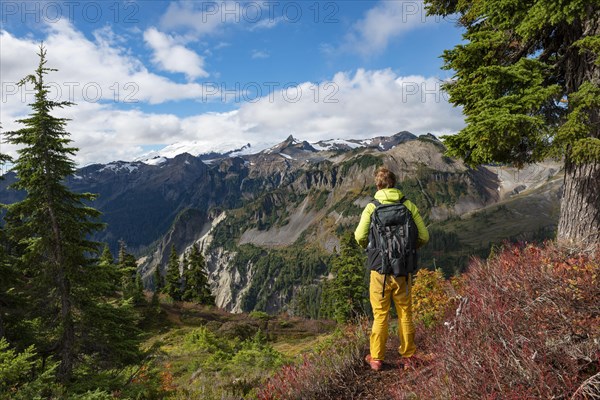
131;131;434;166
0;131;562;313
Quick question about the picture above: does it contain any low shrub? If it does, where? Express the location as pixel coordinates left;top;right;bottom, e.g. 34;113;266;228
257;320;369;400
249;311;271;321
167;328;287;399
218;321;260;341
391;243;600;399
411;269;456;328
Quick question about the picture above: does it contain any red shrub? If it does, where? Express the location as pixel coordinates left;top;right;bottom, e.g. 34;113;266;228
392;243;600;399
257;320;369;400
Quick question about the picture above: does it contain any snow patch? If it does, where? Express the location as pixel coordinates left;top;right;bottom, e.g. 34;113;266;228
144;156;167;166
311;138;364;151
136;140;274;164
98;162;139;173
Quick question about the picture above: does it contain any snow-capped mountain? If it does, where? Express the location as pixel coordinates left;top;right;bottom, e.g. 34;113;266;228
135;141;267;165
134;131;425;165
262;135;316;155
0;130;562;314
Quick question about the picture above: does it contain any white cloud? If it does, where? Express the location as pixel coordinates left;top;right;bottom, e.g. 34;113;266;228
251;50;270;59
144;28;208;80
342;1;433;56
1;21;463;166
0;22;210;105
235;68;463;141
159;1;285;35
2;68;463;166
159;1;231;36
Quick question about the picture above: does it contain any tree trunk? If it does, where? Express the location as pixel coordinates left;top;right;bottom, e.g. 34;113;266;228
56;267;74;383
558;17;600;249
557;157;600;248
48;204;74;384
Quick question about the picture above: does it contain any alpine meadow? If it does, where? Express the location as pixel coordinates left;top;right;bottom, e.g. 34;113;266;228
0;1;598;399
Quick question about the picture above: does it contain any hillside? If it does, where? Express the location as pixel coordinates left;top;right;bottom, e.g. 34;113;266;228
0;132;563;314
134;298;337;399
257;243;600;400
138;135;562;313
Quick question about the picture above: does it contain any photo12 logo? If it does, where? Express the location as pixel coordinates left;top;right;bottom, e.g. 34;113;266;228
1;1;139;24
184;1;339;24
202;81;339;104
0;1;342;25
1;81;140;104
401;81;450;103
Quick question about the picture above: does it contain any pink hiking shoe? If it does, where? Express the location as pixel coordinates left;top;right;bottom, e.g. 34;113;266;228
365;354;383;371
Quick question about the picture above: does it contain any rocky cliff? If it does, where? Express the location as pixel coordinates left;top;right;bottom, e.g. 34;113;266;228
0;132;562;313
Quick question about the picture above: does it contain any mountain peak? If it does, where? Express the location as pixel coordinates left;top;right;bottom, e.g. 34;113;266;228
393;131;417;140
264;135;316;156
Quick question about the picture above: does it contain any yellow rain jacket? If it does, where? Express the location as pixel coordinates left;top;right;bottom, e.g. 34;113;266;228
354;188;429;361
354;188;429;250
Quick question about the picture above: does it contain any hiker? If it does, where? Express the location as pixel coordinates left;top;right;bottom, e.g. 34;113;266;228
354;167;429;371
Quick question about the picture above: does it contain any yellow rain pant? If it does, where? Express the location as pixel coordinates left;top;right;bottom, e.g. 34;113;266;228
369;271;416;361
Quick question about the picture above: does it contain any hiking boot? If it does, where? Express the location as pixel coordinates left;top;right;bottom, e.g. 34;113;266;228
365;354;383;371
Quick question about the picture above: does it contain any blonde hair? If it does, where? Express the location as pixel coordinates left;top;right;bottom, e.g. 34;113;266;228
375;167;396;190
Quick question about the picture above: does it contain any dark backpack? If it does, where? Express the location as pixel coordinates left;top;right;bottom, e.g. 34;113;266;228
367;197;418;284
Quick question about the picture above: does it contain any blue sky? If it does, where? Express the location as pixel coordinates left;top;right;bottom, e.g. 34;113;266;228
1;1;465;164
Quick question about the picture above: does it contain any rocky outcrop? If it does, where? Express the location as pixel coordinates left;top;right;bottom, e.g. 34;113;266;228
0;132;564;313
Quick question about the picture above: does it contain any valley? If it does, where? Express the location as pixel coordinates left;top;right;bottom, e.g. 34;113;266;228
0;131;563;314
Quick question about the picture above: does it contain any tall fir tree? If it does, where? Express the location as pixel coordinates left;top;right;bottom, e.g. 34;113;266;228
117;241;138;300
165;245;182;301
151;264;165;308
182;244;215;305
133;272;145;305
99;244;115;266
96;244;120;295
320;232;368;323
153;265;165;293
424;0;600;246
3;46;141;383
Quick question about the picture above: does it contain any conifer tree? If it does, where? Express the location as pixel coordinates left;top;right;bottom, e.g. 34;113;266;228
182;244;214;305
151;264;164;308
96;244;120;295
99;244;114;266
133;272;145;305
165;245;182;301
321;233;367;323
3;46;141;383
117;241;138;300
153;265;165;293
425;0;600;246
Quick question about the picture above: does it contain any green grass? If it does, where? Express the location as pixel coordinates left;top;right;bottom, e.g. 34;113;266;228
438;182;559;247
139;300;337;399
420;177;561;275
